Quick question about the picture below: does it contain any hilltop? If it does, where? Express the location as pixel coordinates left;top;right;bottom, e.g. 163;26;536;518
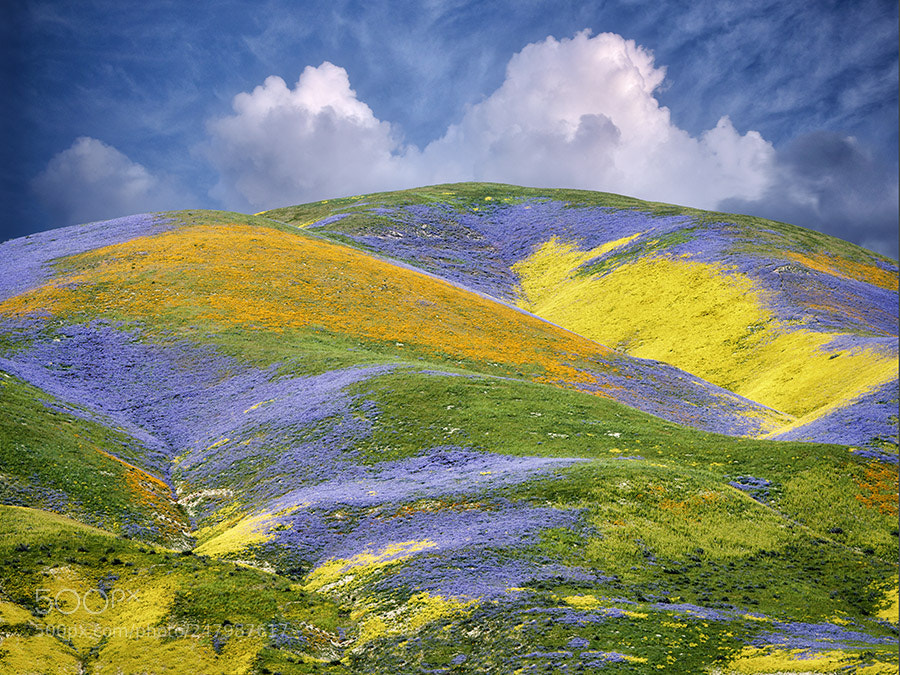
264;183;899;450
0;184;897;674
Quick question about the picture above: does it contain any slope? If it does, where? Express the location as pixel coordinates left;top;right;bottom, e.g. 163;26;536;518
0;505;350;673
0;201;896;674
0;210;786;438
264;183;899;451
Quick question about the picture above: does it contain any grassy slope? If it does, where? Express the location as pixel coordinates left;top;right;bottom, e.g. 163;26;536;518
1;370;896;673
0;197;896;673
0;505;350;674
0;373;189;545
264;182;899;446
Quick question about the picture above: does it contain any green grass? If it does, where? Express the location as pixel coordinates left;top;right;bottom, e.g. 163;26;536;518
0;372;187;544
262;182;692;226
509;460;894;621
262;182;898;263
0;505;352;674
349;369;898;558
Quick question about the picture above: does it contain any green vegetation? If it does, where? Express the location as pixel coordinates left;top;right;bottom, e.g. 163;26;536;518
1;185;896;673
0;373;186;543
515;461;894;619
351;368;898;558
0;505;351;674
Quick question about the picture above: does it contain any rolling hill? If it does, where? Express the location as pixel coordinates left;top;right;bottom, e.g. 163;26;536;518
0;183;897;674
265;183;898;451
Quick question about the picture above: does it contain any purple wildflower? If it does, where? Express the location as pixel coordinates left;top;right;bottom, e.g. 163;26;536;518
728;476;772;503
773;378;899;451
567;636;590;649
753;620;897;650
0;213;175;301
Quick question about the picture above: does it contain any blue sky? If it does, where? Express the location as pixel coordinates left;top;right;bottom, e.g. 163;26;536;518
3;0;898;256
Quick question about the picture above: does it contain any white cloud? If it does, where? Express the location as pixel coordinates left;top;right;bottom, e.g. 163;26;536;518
419;31;776;208
203;63;420;211
204;31;778;213
32;137;192;226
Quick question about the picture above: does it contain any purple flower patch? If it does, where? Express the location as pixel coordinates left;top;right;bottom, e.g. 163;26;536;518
0;318;397;503
728;475;772;503
270;496;583;571
266;446;588;514
752;620;897;650
567;636;590;649
773;378;899;451
375;550;603;601
0;213;175;302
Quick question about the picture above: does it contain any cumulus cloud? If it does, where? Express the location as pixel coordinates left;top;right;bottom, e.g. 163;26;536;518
204;31;776;213
203;63;420;211
202;30;892;256
418;31;776;209
32;137;192;226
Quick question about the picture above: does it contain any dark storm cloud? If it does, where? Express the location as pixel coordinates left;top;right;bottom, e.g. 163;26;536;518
720;132;899;258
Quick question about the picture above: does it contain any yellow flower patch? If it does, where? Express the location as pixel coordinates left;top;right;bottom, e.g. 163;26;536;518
514;247;897;421
0;223;618;392
304;539;437;593
725;646;866;674
356;592;477;645
194;510;281;557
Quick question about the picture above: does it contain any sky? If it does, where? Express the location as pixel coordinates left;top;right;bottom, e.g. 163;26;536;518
3;0;898;257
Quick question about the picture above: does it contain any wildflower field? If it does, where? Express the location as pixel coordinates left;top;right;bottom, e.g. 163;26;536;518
0;183;897;673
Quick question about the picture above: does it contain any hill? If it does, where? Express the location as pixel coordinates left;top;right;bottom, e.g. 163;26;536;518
265;183;898;450
0;184;897;674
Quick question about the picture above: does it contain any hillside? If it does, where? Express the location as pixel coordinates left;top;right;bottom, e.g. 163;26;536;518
265;183;898;450
0;185;897;674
